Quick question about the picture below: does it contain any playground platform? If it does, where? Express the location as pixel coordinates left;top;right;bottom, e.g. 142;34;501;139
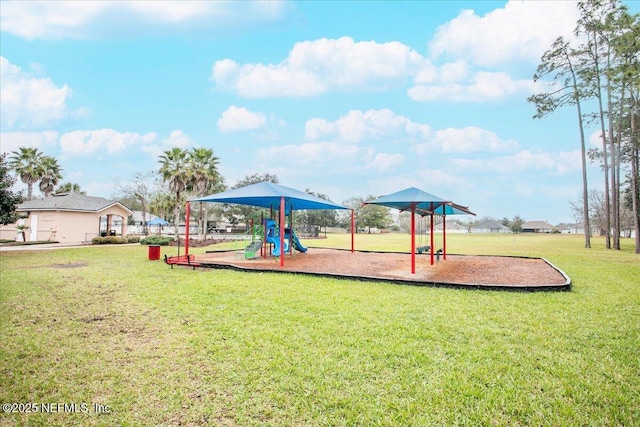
178;248;571;292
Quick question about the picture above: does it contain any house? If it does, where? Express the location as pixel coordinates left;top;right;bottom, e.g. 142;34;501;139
435;220;469;233
557;222;586;234
471;220;510;233
0;193;133;243
521;220;555;233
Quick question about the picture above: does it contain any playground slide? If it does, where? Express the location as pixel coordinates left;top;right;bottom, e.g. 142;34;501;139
264;219;306;256
267;234;289;256
244;240;262;259
288;229;308;253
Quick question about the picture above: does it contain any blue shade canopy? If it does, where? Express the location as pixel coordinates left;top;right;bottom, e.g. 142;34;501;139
363;187;451;213
147;217;169;226
429;203;476;216
192;181;349;212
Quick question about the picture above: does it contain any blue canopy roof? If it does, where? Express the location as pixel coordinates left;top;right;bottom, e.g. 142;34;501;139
364;187;475;216
192;181;348;212
147;217;170;226
363;187;450;213
429;202;475;216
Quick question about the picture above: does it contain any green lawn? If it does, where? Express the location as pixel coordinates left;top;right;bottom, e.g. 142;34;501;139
1;233;638;426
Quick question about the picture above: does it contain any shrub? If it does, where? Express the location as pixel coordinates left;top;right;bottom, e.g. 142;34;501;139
139;236;174;246
127;236;141;243
92;236;129;245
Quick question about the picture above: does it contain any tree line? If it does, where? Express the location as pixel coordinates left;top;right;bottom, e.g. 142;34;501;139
529;0;639;252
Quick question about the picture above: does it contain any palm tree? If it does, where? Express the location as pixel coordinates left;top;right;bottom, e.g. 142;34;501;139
8;147;44;199
150;192;175;222
188;147;221;239
159;148;190;244
189;147;219;194
56;182;85;194
38;156;63;197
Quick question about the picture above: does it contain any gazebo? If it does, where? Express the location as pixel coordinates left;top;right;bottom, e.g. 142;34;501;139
187;181;352;266
364;187;474;273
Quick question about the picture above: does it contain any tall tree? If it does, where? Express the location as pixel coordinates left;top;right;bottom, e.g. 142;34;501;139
0;154;24;225
56;182;85;194
8;147;43;200
188;147;221;239
117;172;156;236
612;9;640;252
576;0;626;249
38;156;63;197
159;148;190;245
529;36;592;248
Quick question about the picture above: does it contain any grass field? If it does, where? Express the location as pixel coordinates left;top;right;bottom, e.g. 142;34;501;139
1;233;638;426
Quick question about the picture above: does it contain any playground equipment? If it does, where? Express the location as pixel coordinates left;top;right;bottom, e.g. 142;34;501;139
364;187;475;274
238;219;264;260
416;214;444;260
244;239;263;259
265;219;307;256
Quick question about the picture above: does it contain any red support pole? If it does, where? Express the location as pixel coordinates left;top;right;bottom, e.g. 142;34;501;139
443;214;447;260
261;213;265;258
411;202;416;274
430;213;435;266
289;208;293;254
351;209;355;252
279;196;285;267
185;201;190;256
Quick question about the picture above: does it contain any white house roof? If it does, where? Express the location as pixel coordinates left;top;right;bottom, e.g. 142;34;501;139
522;221;554;230
17;193;133;215
474;220;509;230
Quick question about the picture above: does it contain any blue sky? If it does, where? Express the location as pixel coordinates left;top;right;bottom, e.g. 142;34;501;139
2;1;636;224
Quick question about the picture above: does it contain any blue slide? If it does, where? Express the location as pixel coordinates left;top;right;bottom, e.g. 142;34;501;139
265;220;307;256
287;228;307;253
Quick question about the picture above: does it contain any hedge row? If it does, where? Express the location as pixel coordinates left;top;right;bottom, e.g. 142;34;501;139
139;236;174;246
92;236;141;245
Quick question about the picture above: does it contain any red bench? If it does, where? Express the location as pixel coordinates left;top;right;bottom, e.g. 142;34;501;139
164;254;200;270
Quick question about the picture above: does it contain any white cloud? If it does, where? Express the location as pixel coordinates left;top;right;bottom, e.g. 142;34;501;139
305;109;432;143
452;149;583;175
419;126;519;154
0;1;291;40
60;129;157;155
163;130;193;148
429;0;578;66
0;131;59;154
589;130;607;148
213;34;537;102
211;36;425;98
0;56;85;129
141;130;195;158
217;106;267;133
408;70;534;102
370;153;405;172
258;142;368;168
0;2;110;40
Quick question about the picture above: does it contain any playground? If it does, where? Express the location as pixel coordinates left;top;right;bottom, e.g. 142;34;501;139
193;248;570;291
165;182;571;291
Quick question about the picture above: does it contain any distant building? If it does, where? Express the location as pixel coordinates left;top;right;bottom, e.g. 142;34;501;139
436;220;469;233
521;220;555;233
557;223;586;234
471;220;510;233
0;193;132;243
129;210;163;235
